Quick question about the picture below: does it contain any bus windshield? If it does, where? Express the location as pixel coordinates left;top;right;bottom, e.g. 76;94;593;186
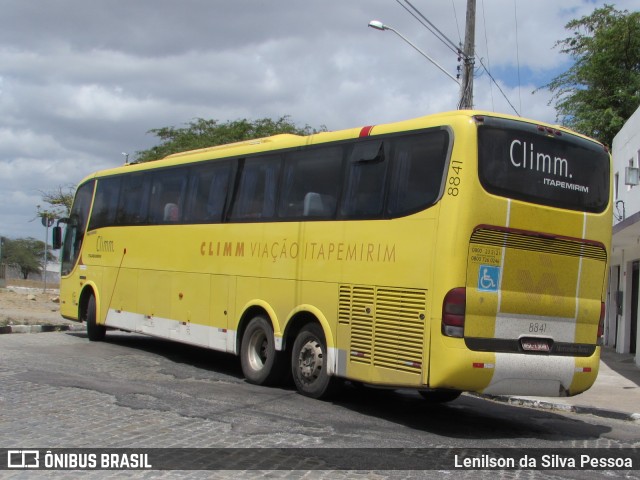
60;180;95;276
477;117;610;213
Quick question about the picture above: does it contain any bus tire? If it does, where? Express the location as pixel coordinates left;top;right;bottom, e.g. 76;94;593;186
291;322;337;399
419;389;461;403
86;295;106;342
240;316;285;386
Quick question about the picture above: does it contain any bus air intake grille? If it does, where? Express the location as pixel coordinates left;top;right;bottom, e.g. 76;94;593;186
339;284;426;374
470;227;607;262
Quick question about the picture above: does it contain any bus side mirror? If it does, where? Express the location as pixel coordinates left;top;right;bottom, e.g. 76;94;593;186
52;226;63;250
52;218;69;250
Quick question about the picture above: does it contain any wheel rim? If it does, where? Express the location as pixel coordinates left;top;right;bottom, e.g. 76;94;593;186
247;329;268;372
297;337;323;384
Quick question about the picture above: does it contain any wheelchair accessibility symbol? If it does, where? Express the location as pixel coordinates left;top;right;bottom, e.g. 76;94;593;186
478;265;500;292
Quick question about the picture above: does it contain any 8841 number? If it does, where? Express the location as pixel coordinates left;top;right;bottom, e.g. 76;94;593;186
447;160;463;196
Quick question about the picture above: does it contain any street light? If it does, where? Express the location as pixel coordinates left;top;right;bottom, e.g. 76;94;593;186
36;205;55;293
41;214;54;293
368;20;460;86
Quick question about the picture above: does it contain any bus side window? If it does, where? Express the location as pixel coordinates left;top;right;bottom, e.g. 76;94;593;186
185;162;231;223
386;130;450;216
149;168;188;224
115;174;151;225
341;141;388;218
229;156;281;221
89;176;121;230
279;146;342;219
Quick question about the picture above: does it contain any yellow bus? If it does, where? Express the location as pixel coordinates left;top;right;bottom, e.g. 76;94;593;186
54;110;612;401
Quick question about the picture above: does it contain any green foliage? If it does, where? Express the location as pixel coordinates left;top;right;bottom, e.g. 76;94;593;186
2;237;55;280
135;116;327;162
39;185;75;217
540;5;640;146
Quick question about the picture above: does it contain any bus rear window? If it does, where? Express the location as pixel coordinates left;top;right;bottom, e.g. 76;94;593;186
478;119;610;213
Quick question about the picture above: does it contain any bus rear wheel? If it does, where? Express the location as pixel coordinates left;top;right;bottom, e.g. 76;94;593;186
291;322;337;399
240;315;286;386
86;295;106;342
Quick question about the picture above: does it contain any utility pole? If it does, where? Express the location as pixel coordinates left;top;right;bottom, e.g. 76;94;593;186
458;0;476;109
0;236;5;289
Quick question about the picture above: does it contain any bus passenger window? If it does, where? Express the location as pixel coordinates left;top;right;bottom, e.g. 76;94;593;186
149;168;187;223
115;174;150;225
89;176;121;230
229;156;281;221
387;130;450;216
279;146;342;219
185;162;231;223
341;141;388;218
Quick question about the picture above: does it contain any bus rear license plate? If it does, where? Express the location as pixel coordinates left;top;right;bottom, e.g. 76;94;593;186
521;339;551;352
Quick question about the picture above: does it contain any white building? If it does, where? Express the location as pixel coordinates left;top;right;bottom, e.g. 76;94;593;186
609;105;640;367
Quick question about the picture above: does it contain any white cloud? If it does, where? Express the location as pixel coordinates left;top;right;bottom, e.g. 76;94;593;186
0;128;63;158
56;84;158;121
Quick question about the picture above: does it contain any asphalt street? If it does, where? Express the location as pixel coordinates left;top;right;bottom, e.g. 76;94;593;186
0;331;638;479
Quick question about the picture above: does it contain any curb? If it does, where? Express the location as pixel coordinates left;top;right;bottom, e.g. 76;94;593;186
476;393;640;423
0;324;85;334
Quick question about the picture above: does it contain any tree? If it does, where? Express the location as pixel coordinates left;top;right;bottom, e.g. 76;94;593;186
2;237;55;280
40;185;75;217
34;185;75;234
540;5;640;146
135;116;326;162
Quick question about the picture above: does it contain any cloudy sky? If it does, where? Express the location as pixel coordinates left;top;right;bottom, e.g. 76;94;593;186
0;0;635;242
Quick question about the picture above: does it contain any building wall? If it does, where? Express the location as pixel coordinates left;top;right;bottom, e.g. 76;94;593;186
612;107;640;225
610;105;640;366
0;263;60;285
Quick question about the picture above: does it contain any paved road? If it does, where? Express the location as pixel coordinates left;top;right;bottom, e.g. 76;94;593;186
0;331;638;479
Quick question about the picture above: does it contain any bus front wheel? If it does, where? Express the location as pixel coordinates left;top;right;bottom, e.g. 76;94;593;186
240;316;285;386
86;295;106;342
291;323;337;399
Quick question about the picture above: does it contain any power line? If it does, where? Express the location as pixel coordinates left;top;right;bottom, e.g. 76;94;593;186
477;58;520;116
395;0;520;115
480;0;494;110
513;0;523;114
451;0;463;45
395;0;460;57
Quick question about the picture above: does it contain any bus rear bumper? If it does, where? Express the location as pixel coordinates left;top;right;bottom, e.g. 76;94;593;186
482;351;600;397
430;345;600;397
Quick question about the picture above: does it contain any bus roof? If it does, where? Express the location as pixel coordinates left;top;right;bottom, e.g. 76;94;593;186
78;110;604;185
163;133;303;159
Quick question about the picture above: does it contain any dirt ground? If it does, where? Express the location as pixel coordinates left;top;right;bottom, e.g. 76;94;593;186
0;286;75;326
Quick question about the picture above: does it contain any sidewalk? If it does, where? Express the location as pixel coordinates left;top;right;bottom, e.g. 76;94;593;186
484;347;640;421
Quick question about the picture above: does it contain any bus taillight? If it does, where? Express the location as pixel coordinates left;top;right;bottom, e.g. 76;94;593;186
597;301;605;345
442;288;466;338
